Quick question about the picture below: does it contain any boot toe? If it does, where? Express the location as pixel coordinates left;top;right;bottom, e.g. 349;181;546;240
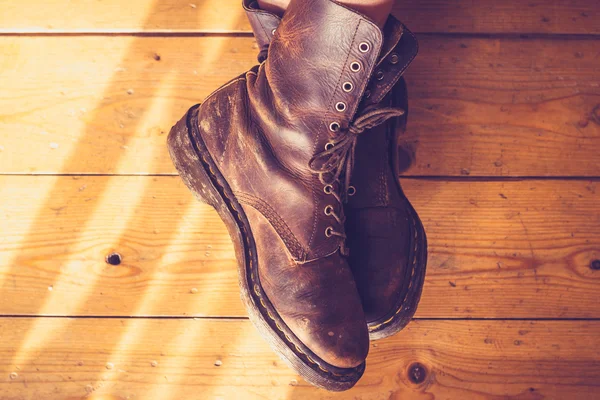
346;206;413;322
264;253;370;370
305;319;369;369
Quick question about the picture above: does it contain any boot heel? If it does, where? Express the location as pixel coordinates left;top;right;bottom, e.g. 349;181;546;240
167;105;221;209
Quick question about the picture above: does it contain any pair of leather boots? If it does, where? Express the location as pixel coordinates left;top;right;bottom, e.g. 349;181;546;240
168;0;427;391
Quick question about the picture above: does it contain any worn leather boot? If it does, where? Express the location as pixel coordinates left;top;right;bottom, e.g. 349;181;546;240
169;0;411;390
244;0;428;340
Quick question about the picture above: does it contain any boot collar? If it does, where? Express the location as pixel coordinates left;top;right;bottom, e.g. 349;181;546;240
244;0;418;106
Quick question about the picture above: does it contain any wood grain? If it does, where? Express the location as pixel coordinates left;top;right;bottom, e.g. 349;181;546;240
1;0;598;34
0;318;598;399
0;36;598;176
2;2;598;398
1;175;598;318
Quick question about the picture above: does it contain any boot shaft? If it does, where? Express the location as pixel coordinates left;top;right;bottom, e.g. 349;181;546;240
243;0;418;208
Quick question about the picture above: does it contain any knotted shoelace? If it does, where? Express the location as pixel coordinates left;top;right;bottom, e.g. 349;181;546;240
308;106;406;253
309;106;406;200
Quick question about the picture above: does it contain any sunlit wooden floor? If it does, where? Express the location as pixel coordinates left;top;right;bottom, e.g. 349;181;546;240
0;1;599;399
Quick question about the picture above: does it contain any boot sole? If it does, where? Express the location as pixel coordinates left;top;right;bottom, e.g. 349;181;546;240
366;203;427;340
167;104;365;391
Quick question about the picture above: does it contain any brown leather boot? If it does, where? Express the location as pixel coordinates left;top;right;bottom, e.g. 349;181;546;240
244;0;428;340
168;0;413;390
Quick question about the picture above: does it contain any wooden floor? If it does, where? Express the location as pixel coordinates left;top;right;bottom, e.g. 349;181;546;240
0;1;599;399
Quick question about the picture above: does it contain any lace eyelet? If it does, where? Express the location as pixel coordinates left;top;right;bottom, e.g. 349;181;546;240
325;227;334;237
324;184;333;194
329;122;340;132
335;102;347;112
375;70;384;81
350;61;362;72
342;82;354;92
324;205;334;216
324;142;334;151
389;53;399;64
347;186;356;196
359;42;371;53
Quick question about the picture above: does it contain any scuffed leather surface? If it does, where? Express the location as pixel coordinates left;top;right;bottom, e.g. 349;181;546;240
242;5;422;325
191;0;399;368
244;206;369;368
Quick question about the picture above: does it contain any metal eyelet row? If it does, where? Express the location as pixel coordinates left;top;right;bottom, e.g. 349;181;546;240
322;42;370;238
363;52;399;100
323;186;335;238
328;41;372;134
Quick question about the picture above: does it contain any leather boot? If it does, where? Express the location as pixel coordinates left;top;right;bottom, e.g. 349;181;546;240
168;0;409;390
244;0;428;340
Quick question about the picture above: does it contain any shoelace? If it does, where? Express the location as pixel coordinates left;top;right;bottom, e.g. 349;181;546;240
308;106;406;253
309;106;406;199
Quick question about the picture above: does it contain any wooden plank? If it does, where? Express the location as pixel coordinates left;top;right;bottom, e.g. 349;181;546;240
0;318;598;399
0;36;598;176
0;0;252;33
1;0;598;34
1;175;599;318
407;37;600;178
